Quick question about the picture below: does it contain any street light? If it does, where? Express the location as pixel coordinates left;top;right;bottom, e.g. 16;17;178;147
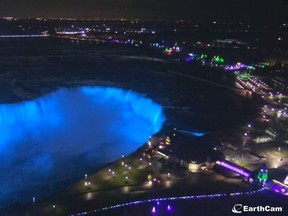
84;181;91;186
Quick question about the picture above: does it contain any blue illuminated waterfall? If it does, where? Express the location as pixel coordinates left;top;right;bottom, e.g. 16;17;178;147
0;86;165;207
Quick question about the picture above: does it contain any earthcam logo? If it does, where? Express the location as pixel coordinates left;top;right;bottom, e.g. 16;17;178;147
232;204;243;214
232;204;283;214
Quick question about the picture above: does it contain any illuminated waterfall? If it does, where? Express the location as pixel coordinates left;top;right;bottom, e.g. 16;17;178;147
0;86;165;207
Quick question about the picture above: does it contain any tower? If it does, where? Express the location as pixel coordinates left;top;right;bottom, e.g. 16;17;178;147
257;165;268;184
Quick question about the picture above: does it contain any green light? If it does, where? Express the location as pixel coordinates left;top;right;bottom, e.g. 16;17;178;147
257;167;268;182
240;73;250;79
248;66;255;70
213;55;224;63
200;54;207;59
264;172;268;180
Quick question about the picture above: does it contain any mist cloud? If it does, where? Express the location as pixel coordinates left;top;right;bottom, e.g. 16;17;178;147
0;86;165;207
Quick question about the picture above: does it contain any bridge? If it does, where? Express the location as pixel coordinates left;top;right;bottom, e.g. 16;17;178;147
215;160;252;178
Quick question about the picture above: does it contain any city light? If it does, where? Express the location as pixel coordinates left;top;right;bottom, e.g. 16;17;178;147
167;205;172;211
257;167;268;182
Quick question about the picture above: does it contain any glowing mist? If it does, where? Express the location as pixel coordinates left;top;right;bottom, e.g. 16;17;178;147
0;86;165;207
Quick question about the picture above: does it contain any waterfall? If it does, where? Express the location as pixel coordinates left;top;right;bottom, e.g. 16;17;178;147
0;86;165;208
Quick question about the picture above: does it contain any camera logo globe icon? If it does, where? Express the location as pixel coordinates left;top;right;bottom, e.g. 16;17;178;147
232;204;243;214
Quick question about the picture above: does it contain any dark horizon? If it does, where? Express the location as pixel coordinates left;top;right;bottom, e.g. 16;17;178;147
0;0;288;24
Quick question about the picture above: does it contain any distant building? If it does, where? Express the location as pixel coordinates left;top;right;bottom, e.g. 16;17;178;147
212;39;248;49
156;133;216;172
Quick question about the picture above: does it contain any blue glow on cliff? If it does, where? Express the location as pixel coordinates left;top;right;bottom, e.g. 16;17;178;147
178;130;205;137
0;86;165;207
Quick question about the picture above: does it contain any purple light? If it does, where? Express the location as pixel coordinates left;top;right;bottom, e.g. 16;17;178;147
185;57;194;62
216;161;251;177
71;188;265;215
272;184;282;193
225;63;248;71
167;205;172;211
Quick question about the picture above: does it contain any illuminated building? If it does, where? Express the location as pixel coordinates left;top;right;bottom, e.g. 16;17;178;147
257;166;268;183
156;133;214;172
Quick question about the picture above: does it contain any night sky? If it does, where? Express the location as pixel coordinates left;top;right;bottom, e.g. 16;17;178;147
0;0;288;22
